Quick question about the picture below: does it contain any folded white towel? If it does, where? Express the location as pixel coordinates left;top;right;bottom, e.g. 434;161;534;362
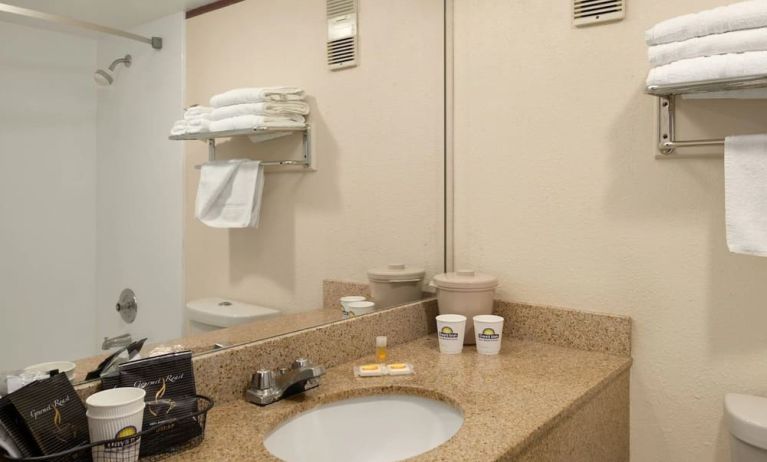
725;134;767;256
646;51;767;88
195;160;265;228
645;0;767;46
209;114;305;132
184;105;213;120
170;120;187;136
186;118;211;133
209;102;310;121
210;87;305;108
649;27;767;67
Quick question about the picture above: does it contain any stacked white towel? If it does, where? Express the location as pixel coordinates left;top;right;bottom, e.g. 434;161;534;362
169;105;212;136
207;87;310;132
645;0;767;93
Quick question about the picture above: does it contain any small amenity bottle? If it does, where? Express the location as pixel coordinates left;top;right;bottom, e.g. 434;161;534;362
376;336;388;363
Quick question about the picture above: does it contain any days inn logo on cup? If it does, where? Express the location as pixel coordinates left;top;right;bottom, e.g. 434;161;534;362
478;327;500;341
439;326;459;339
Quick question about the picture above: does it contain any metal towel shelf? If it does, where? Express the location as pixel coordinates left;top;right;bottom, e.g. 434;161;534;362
169;125;313;170
646;74;767;157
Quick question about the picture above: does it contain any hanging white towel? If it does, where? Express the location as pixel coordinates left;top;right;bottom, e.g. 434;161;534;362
646;51;767;88
209;102;310;121
649;27;767;67
209;114;305;132
195;160;265;228
209;87;305;107
645;0;767;46
725;134;767;256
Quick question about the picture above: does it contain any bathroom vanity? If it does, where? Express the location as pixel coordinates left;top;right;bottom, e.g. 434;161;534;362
73;293;631;461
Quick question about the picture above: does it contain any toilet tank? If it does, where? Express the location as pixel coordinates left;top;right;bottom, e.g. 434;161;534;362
726;393;767;462
185;297;281;335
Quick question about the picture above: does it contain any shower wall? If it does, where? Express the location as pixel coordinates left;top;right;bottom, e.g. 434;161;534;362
94;12;186;354
0;13;185;371
0;22;99;370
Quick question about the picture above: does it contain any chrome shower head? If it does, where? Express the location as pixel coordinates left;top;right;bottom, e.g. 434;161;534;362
94;69;113;86
93;54;132;86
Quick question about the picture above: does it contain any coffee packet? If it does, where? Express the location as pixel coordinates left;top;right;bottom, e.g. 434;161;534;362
0;395;40;457
7;373;90;459
115;351;200;456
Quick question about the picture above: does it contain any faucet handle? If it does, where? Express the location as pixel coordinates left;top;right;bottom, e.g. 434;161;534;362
252;369;274;390
292;358;310;369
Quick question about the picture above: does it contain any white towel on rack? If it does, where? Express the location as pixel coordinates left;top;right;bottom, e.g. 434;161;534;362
195;160;265;228
209;87;305;107
645;0;767;46
649;27;767;67
209;102;310;121
184;105;213;120
186;118;211;133
646;51;767;88
170;120;187;136
725;134;767;256
209;114;305;132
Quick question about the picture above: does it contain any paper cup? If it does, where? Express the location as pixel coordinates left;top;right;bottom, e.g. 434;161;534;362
473;314;504;355
348;301;376;316
340;296;366;313
87;404;144;462
86;388;146;418
436;314;466;354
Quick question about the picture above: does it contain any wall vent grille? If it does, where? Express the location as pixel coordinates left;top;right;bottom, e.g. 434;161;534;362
327;0;358;70
573;0;625;27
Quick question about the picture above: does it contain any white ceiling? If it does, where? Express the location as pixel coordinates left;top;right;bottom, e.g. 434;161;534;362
0;0;216;29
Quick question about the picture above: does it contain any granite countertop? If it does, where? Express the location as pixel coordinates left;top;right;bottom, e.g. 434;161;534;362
163;335;631;461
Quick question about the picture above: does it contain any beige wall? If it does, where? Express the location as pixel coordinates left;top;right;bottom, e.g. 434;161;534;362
454;1;767;461
184;0;444;313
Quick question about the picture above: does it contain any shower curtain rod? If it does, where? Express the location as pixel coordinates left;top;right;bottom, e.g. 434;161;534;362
0;2;162;49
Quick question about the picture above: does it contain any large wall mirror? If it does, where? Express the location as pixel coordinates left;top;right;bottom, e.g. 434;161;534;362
0;0;445;387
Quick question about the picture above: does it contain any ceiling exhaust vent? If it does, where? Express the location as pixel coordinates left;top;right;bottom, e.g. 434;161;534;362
573;0;625;27
327;0;358;70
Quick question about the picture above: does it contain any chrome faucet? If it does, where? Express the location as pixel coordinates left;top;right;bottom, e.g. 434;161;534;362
102;333;132;350
246;358;326;406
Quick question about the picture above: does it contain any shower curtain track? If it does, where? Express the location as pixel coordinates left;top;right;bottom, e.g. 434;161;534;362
0;2;162;49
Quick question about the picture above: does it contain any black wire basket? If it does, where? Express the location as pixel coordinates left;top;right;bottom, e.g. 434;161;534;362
1;395;213;462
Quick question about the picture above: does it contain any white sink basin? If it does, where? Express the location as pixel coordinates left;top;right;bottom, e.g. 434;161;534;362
263;394;464;462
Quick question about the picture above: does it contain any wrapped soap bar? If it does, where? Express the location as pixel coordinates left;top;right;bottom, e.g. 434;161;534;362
354;364;385;377
354;363;415;377
386;363;415;376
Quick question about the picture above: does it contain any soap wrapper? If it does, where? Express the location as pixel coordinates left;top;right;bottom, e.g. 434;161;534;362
353;363;415;377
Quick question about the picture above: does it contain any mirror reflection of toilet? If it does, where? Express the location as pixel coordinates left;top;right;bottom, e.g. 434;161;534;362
726;393;767;461
184;298;281;335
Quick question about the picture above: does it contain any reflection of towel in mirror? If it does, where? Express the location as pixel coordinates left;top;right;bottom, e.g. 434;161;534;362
209;114;305;132
186;118;210;134
210;87;305;107
195;160;265;228
209;102;310;121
